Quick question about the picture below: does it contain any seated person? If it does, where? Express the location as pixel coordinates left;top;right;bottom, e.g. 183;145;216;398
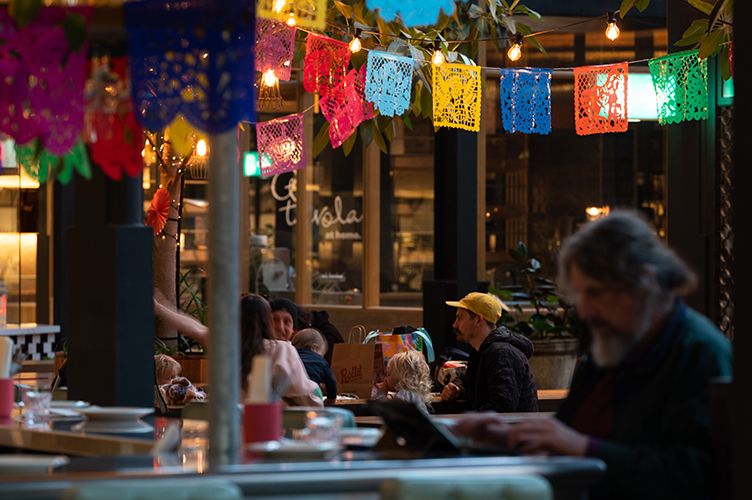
291;328;337;400
297;306;344;365
270;298;298;342
375;351;433;415
154;354;206;406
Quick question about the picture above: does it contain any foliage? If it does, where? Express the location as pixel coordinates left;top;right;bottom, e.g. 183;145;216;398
489;242;581;340
303;0;547;157
9;0;89;52
621;0;733;80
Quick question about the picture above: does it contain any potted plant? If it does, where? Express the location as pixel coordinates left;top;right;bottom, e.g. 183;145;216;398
489;242;583;390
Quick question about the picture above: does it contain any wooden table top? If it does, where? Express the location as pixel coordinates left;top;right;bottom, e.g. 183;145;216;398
355;412;556;428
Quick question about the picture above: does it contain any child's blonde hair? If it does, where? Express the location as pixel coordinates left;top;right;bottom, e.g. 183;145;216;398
154;354;181;382
292;328;327;354
387;350;433;405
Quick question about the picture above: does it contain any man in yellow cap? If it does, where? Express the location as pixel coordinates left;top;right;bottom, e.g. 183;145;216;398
442;292;538;412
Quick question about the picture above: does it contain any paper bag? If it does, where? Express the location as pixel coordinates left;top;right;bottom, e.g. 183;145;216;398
330;342;384;398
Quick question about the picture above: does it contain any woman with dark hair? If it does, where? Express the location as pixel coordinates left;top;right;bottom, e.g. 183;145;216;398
240;294;322;407
154;294;323;407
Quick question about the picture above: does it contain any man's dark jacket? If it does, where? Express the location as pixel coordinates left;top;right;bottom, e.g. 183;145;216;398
454;327;538;412
556;301;732;500
297;307;344;365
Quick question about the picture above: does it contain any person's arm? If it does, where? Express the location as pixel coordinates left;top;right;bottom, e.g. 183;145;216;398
154;298;209;347
322;365;338;400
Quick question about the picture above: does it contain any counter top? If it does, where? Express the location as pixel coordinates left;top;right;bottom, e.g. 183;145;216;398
0;323;61;336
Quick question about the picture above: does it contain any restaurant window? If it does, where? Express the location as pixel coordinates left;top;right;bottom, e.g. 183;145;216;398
0;139;39;323
484;28;668;287
380;117;434;308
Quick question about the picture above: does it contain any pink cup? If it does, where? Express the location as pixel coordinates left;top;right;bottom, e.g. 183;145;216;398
0;379;14;418
243;402;281;444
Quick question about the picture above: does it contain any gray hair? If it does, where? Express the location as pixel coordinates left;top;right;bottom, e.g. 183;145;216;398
558;210;697;297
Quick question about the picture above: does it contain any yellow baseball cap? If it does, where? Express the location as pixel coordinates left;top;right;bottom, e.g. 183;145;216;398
446;292;505;324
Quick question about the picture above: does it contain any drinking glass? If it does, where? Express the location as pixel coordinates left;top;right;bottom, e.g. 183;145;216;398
22;388;52;428
305;411;344;444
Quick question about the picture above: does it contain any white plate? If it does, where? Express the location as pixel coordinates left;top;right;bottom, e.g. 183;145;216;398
246;439;341;459
72;419;154;434
0;455;69;474
76;406;154;421
50;400;90;409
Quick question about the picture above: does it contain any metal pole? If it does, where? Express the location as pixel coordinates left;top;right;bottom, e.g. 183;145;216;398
207;128;241;467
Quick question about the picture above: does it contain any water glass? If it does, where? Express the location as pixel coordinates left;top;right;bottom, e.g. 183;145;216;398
305;412;344;444
22;388;51;428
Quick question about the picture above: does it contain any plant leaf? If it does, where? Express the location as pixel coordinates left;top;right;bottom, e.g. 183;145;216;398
635;0;651;11
675;32;707;47
63;12;88;52
360;118;374;147
619;0;640;18
9;0;42;28
720;43;732;81
698;28;724;59
312;121;331;157
682;19;709;38
686;0;713;16
342;131;357;156
333;1;353;23
372;126;388;154
400;113;413;131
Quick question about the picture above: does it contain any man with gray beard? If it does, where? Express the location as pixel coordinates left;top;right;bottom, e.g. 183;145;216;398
451;211;732;500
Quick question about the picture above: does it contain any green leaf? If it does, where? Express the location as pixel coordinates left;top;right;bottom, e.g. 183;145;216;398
485;0;499;24
516;23;548;56
516;241;527;259
376;16;391;46
682;19;709;39
532;320;553;332
333;1;353;24
372;125;388;154
709;0;730;31
352;1;368;25
312;122;331;157
342;131;357;156
675;32;707;47
720;43;732;81
384;118;395;142
686;0;713;16
698;28;724;59
468;5;483;19
635;0;651;11
400;113;413;131
72;143;92;180
501;15;516;35
619;0;640;18
9;0;42;28
421;83;433;119
412;82;423;115
63;13;88;52
360;117;374;147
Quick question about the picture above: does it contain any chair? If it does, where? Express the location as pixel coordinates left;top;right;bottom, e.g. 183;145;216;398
63;478;242;500
381;475;553;500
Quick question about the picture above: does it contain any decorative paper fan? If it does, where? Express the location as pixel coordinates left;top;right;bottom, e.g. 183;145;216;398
147;187;171;236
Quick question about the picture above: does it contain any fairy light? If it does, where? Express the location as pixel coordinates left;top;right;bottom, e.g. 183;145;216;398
431;41;445;65
349;29;362;53
605;12;620;41
196;139;207;156
507;34;523;62
273;0;286;14
286;13;295;26
263;69;278;87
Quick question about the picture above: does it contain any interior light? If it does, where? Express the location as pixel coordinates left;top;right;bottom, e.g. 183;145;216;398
605;12;620;41
507;34;523;62
432;41;445;66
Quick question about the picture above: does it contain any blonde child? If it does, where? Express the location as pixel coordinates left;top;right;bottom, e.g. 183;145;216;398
375;350;433;414
154;354;181;386
154;354;206;405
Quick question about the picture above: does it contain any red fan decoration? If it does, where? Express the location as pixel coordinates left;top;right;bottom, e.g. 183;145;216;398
147;187;171;236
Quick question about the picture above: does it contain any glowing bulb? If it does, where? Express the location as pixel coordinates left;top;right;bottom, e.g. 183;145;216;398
349;36;361;53
605;13;620;41
196;139;207;157
263;69;277;87
273;0;285;14
432;41;445;65
507;35;523;62
586;207;601;217
286;13;295;26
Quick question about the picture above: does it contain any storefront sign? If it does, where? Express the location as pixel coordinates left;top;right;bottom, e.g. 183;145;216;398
271;174;363;237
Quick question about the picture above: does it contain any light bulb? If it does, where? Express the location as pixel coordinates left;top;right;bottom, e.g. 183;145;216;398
263;69;277;87
605;12;620;41
273;0;286;14
507;35;523;62
432;42;445;65
196;139;207;157
349;30;362;53
586;207;601;217
286;13;296;26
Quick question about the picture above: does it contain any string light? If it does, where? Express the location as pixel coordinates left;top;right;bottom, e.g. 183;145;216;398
263;69;278;87
196;139;207;156
273;0;286;14
507;34;523;62
605;12;620;41
286;13;296;26
349;28;362;53
431;41;445;65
